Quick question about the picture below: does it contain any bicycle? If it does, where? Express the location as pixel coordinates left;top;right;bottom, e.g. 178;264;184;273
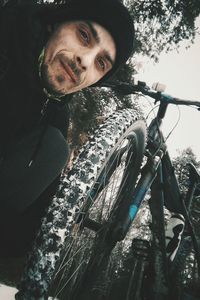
15;80;200;300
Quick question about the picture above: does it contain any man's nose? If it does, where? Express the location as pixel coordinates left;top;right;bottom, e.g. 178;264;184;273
76;56;87;71
76;50;96;71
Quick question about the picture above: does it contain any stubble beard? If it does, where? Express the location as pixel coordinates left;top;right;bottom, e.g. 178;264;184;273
41;55;82;96
41;63;68;96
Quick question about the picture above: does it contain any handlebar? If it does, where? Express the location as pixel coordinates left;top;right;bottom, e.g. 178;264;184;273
103;81;200;110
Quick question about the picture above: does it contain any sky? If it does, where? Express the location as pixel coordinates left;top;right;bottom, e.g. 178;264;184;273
136;18;200;159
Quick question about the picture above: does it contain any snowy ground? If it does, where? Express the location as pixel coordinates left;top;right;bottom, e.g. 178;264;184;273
0;284;18;300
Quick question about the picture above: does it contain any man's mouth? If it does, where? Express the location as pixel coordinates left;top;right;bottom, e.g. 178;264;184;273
60;60;78;84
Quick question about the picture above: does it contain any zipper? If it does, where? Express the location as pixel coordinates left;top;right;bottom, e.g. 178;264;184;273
41;98;50;116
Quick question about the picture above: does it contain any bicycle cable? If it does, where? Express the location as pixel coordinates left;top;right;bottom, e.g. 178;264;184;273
143;94;165;159
164;104;181;142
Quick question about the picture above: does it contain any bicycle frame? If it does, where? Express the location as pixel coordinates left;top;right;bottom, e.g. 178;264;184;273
110;99;200;299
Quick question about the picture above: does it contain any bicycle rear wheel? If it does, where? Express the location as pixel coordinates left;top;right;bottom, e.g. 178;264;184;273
16;109;147;300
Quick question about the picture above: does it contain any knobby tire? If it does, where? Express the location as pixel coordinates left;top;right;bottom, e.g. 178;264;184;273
16;109;147;300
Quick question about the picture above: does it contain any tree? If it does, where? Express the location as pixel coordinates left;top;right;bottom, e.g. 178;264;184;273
68;61;143;150
172;147;200;194
172;148;200;296
126;0;200;61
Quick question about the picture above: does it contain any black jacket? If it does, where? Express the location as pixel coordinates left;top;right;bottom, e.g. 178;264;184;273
0;1;72;156
0;2;73;254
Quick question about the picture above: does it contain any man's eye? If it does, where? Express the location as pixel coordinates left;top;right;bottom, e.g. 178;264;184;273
97;58;106;71
79;28;90;44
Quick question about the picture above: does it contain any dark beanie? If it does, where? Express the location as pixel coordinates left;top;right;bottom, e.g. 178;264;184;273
39;0;135;84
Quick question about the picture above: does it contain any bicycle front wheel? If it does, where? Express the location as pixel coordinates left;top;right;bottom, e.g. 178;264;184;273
17;109;147;300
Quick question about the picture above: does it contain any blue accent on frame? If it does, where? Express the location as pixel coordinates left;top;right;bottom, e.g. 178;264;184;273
135;187;147;204
161;93;174;102
129;204;138;220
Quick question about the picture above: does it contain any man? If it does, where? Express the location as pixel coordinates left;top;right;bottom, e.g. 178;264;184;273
0;0;134;256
